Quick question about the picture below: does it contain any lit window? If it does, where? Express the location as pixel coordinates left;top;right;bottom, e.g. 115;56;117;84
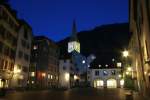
48;74;50;79
0;79;3;88
117;62;122;67
65;73;70;81
42;73;46;77
50;75;53;79
31;72;35;77
127;67;132;71
27;80;29;84
19;75;24;79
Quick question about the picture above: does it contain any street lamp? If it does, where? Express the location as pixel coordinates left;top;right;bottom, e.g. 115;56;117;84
42;73;46;77
82;60;85;64
74;75;78;80
127;67;132;72
122;50;129;58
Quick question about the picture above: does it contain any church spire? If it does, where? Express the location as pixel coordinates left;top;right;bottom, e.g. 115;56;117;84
68;20;80;53
71;19;78;41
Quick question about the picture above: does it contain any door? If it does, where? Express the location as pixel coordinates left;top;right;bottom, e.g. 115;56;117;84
107;79;117;88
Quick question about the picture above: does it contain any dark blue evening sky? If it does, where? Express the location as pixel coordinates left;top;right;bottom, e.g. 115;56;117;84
10;0;128;42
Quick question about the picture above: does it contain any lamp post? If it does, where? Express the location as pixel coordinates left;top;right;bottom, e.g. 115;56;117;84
122;50;129;58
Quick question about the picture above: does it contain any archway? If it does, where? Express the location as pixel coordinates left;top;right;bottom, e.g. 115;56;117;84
94;79;104;88
107;79;117;88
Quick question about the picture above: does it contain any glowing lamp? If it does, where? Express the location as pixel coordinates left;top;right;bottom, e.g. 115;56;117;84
42;73;46;77
122;50;129;57
127;67;132;72
126;71;129;75
74;75;78;80
120;79;124;86
65;73;70;81
118;74;122;78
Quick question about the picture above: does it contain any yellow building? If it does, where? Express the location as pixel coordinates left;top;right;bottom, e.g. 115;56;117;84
129;0;150;98
0;5;19;88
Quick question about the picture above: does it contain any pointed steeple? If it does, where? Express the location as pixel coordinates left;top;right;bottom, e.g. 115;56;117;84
70;20;78;41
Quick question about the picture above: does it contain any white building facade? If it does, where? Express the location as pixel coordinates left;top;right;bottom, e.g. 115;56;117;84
88;68;124;88
59;59;79;88
11;21;32;88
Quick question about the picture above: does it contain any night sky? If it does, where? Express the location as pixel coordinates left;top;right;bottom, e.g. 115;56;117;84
10;0;128;42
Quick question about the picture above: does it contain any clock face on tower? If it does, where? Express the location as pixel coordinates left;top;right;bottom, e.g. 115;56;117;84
68;41;80;53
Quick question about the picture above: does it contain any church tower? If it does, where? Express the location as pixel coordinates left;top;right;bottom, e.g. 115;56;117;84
68;20;80;53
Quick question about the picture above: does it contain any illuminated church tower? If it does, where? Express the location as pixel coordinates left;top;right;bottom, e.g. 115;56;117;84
68;20;80;53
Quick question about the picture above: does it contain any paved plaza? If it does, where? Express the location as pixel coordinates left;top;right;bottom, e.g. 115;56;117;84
0;88;146;100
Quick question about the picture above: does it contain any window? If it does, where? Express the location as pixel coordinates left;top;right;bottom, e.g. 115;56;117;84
117;62;122;67
18;79;22;85
50;75;53;79
0;42;3;53
31;72;35;77
0;58;3;69
95;70;99;76
21;39;26;48
103;70;108;76
17;64;22;70
24;54;29;61
63;66;66;70
26;43;30;49
70;67;73;71
4;60;8;69
1;59;4;69
10;62;14;71
22;66;28;72
24;29;28;40
18;51;23;58
145;40;150;59
111;70;116;75
10;50;15;59
48;74;50;79
3;46;9;56
0;26;5;38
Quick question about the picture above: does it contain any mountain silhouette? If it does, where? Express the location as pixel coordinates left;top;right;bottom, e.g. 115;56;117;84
57;23;131;68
